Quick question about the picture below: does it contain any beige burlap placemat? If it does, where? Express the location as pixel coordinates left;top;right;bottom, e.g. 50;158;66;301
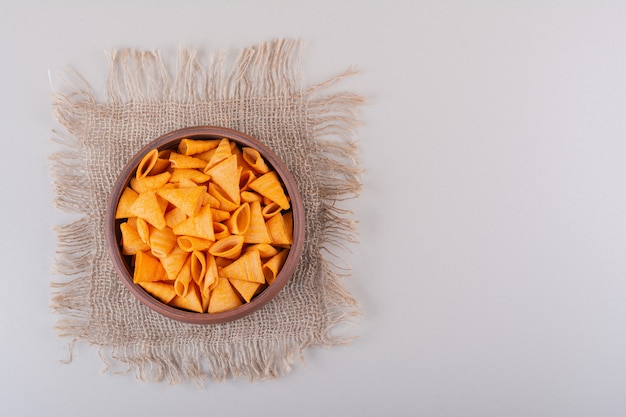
50;39;363;383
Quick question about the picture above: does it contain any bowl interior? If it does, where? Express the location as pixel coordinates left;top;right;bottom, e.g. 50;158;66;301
106;126;305;324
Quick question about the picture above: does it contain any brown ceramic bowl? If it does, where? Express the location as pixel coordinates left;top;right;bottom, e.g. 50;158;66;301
105;126;305;324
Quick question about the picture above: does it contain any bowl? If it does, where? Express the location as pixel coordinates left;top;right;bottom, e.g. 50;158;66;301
105;126;305;324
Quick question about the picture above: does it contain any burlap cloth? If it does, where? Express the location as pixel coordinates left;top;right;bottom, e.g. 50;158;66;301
50;39;363;383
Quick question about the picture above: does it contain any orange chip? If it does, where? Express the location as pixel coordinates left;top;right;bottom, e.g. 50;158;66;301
169;152;208;170
169;281;204;313
115;187;139;219
202;254;219;298
266;212;293;246
212;222;230;240
159;246;189;281
220;250;265;284
158;149;173;159
242;147;270;175
192;148;217;163
190;250;206;285
249;171;290;210
215;256;234;268
164;206;187;228
239;170;257;191
201;289;210;313
169;168;211;184
156;185;206;217
136;149;159;179
120;221;150;255
204;154;241;205
150;158;171;176
130;190;167;230
177;178;197;188
126;216;138;228
203;192;221;209
208;235;244;259
240;190;263;204
229;278;261;303
130;171;172;193
172;205;215;241
245;243;279;259
225;202;250;235
243;200;272;244
149;226;177;258
208;183;239;212
135;217;150;244
231;143;254;173
260;202;282;220
176;235;213;252
283;211;293;244
204;138;232;170
133;251;168;283
262;249;289;285
174;256;193;297
137;281;176;304
211;208;231;223
178;138;220;156
208;278;243;313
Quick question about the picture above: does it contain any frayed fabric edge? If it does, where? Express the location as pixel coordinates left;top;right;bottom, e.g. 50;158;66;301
49;39;364;384
305;70;366;347
96;338;304;385
101;39;303;104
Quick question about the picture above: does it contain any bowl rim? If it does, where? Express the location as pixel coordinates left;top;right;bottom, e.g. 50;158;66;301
105;125;305;324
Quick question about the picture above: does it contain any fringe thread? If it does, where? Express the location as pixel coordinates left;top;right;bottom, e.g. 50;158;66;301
50;39;363;383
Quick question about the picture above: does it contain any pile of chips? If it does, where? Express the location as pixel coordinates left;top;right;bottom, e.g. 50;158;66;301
115;138;293;313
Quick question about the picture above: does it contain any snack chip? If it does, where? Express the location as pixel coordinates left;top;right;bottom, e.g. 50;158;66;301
178;138;220;156
159;246;189;281
136;149;159;179
249;171;290;210
202;254;219;298
220;250;265;284
208;235;244;259
133;251;168;283
177;236;213;252
228;278;261;303
130;190;167;230
115;137;294;314
262;249;289;285
170;281;204;313
115;187;139;219
149;226;177;258
212;222;230;240
204;138;232;170
266;212;293;246
204;154;241;205
208;278;243;314
156;185;206;217
169;168;211;184
137;281;176;304
120;221;150;255
245;243;279;259
242;147;270;175
174;257;193;297
243;201;272;244
130;171;172;193
172;205;215;241
225;202;250;235
169;152;208;169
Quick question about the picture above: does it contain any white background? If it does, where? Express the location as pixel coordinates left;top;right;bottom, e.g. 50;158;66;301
2;1;626;416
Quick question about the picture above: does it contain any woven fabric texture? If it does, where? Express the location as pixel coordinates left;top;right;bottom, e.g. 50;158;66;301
51;39;363;383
